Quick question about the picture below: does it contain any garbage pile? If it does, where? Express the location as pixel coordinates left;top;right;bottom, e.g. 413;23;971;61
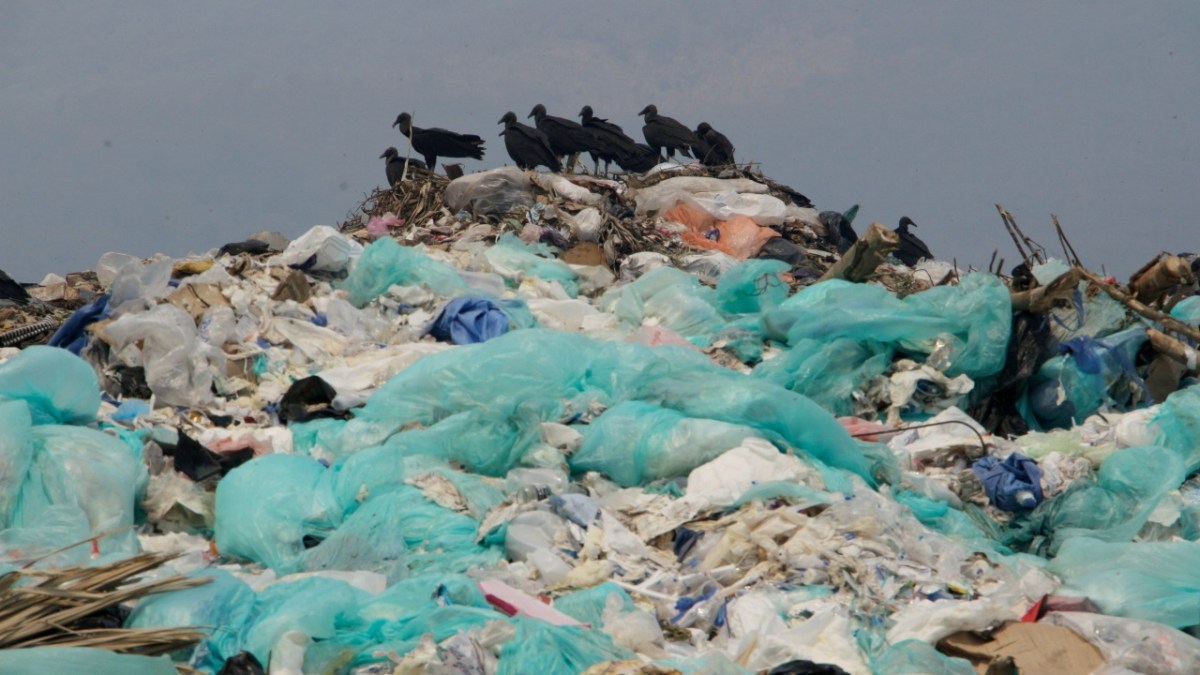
3;162;1200;674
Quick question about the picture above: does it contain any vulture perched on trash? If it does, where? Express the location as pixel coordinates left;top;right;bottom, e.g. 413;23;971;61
819;210;858;254
498;111;562;171
695;122;735;166
379;147;426;186
528;104;593;173
578;105;640;175
639;104;699;161
613;143;661;173
392;112;485;172
895;216;934;266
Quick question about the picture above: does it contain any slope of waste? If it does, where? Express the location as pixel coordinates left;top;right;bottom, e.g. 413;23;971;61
2;162;1200;674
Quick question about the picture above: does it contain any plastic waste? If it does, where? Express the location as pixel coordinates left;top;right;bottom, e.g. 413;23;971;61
0;648;180;675
107;257;174;313
48;294;111;354
496;617;633;675
278;375;342;423
715;259;789;314
1048;536;1200;628
428;296;510;344
0;345;100;425
1154;384;1200;473
484;234;580;297
102;303;226;407
0;400;32;528
971;452;1044;510
619;252;671;282
444;166;536;217
562;206;603;242
341;236;468;307
1042;611;1200;673
271;225;363;276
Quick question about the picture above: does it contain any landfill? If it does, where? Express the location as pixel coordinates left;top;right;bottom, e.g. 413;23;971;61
2;160;1200;675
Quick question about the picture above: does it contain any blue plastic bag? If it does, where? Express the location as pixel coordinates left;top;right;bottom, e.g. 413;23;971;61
429;296;510;344
972;452;1044;510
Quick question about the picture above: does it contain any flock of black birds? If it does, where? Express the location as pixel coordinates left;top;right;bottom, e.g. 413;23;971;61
382;104;737;180
378;104;935;266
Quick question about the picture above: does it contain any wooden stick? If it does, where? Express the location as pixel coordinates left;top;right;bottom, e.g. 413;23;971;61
1077;268;1200;343
1052;214;1082;266
996;204;1031;265
819;222;900;283
1147;327;1199;373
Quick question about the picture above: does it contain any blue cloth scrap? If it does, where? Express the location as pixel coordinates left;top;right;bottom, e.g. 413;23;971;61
429;297;510;345
972;452;1044;511
48;294;111;354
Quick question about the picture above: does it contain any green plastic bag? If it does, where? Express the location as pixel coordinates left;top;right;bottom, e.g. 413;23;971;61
341;237;467;307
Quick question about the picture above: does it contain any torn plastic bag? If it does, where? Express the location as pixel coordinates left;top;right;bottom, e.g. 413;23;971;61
1048;536;1200;628
271;225;362;276
763;273;1011;380
0;400;33;527
533;173;603;205
10;425;145;557
102;303;226;407
428;296;510;345
48;294;111;354
0;345;100;425
756;237;806;267
165;431;254;482
554;582;637;628
680;251;741;282
0;647;179;675
715;259;789;315
619;252;671;282
126;569;257;672
753;338;892;417
1154;384;1200;473
1016;445;1184;554
571;401;765;487
598;267;724;346
278;375;343;423
1042;611;1200;673
484;234;580;297
562;206;603;242
1026;326;1151;428
666;202;781;259
214;454;342;572
971;452;1044;510
496;617;634;675
341;236;468;307
107;257;173;313
443;166;535;217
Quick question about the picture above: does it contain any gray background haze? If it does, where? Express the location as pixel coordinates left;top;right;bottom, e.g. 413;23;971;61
3;2;1197;282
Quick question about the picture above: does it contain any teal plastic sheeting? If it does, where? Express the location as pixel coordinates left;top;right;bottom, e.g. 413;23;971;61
485;234;579;297
341;237;468;307
1031;445;1185;552
753;337;893;417
332;329;889;486
1155;384;1200;473
496;617;633;675
599;267;724;346
553;582;637;628
214;453;341;572
715;259;790;315
1049;537;1200;629
126;570;255;672
0;400;33;528
1026;326;1150;428
8;425;145;557
894;491;1007;556
0;648;178;675
571;401;764;486
761;273;1012;380
873;639;976;674
215;453;500;577
0;345;100;425
1170;296;1200;326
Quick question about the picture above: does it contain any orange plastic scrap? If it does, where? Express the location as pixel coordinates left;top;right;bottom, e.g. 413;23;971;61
665;201;779;259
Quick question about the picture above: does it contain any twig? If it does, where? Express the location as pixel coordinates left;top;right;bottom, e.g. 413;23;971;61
1052;214;1082;266
996;204;1031;265
402;111;416;182
1077;268;1200;344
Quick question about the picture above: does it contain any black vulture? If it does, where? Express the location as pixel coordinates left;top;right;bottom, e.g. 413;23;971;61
638;105;699;161
379;147;426;186
498;111;562;171
392;112;485;172
613;143;661;173
695;122;735;166
528;104;594;173
819;210;858;254
895;216;934;266
578;105;640;175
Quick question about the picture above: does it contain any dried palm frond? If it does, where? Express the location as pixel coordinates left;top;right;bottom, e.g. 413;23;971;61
0;551;209;656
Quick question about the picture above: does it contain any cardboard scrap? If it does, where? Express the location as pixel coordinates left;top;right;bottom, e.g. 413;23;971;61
938;621;1104;675
167;283;229;320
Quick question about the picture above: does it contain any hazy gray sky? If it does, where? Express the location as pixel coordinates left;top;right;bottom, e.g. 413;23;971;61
3;2;1197;282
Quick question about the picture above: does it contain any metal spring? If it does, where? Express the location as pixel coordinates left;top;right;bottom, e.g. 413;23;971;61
0;320;58;347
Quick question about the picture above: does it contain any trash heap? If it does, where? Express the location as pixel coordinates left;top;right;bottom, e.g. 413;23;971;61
3;163;1200;674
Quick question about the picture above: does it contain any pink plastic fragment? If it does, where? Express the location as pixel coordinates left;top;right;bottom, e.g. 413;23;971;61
478;579;585;627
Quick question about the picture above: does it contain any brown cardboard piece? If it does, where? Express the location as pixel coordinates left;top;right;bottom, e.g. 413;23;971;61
938;621;1104;675
167;283;229;320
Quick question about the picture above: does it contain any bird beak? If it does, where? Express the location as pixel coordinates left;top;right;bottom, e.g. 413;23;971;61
527;110;535;119
379;151;387;159
498;130;505;137
391;120;398;128
638;106;650;115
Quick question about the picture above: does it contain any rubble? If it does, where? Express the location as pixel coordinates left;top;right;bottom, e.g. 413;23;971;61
2;164;1200;673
